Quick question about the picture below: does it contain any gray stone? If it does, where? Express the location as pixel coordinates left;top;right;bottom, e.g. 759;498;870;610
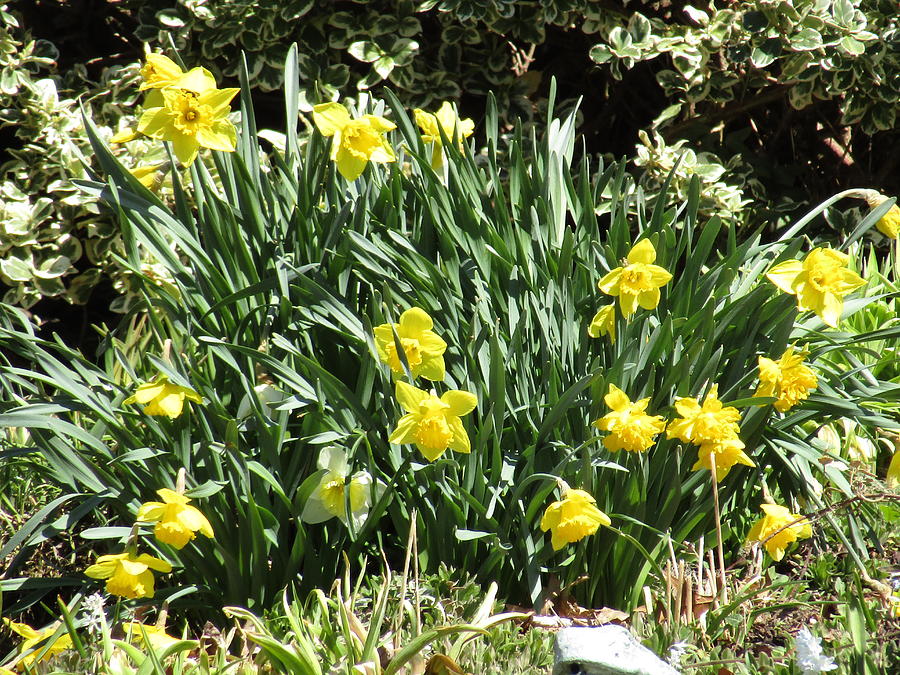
552;626;680;675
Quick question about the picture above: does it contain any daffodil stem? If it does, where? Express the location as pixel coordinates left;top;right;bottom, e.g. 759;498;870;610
709;455;728;605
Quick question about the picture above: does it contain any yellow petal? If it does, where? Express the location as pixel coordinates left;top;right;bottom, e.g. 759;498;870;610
158;488;190;504
313;102;352;136
395;381;430;413
597;268;622;295
197;120;237;152
766;260;803;294
398;307;433;336
136;501;166;522
389;414;420;444
886;449;900;488
603;384;629;411
627;239;657;265
170;131;200;167
441;390;477;416
446;416;471;454
334;143;369;180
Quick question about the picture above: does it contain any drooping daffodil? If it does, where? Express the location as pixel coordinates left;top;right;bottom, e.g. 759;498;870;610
84;551;172;600
746;503;812;561
587;304;616;343
137;488;214;549
540;485;611;551
413;101;474;169
300;447;385;530
312;102;396;180
2;618;73;671
123;373;203;419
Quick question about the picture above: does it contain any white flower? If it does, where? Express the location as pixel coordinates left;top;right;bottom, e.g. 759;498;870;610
236;383;285;419
795;627;837;674
80;592;107;634
301;447;385;530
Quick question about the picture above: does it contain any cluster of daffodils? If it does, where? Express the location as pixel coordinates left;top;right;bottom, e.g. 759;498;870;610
2;615;181;672
312;101;473;180
84;466;213;600
374;307;478;464
112;52;240;169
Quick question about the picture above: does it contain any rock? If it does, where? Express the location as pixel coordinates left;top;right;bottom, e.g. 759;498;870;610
552;625;680;675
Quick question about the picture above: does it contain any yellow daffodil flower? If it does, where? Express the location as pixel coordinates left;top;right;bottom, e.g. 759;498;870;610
389;381;477;462
597;239;672;317
587;305;616;343
2;618;73;671
668;384;753;481
137;488;214;549
746;503;811;561
123;374;203;419
667;384;741;446
123;622;182;651
890;595;900;618
540;487;611;551
593;384;665;452
84;552;172;599
754;346;818;412
312;102;396;180
691;438;756;481
137;83;239;167
374;307;447;381
301;447;385;529
864;193;900;239
413;101;474;169
887;449;900;488
766;247;866;328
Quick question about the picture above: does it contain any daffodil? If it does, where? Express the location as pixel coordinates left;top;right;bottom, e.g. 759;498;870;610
593;384;664;452
540;487;611;551
123;622;182;651
691;438;756;480
587;305;616;343
374;307;447;381
389;381;477;462
123;374;203;418
413;101;474;169
746;503;811;561
887;449;900;488
755;346;818;412
766;247;866;327
597;239;672;317
2;618;73;671
137;82;239;167
301;447;385;529
312;102;396;180
668;384;752;481
137;488;214;549
667;384;742;446
864;193;900;239
84;551;172;599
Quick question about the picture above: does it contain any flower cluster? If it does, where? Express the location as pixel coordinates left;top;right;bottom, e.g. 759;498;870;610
668;384;755;481
312;100;473;179
375;307;478;464
754;346;818;412
114;53;240;167
84;467;213;600
593;384;665;453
